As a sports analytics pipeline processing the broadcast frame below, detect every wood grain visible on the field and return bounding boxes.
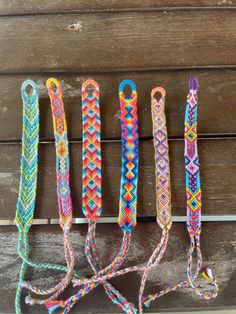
[0,222,235,313]
[0,70,235,140]
[0,11,236,73]
[0,0,236,15]
[1,139,235,220]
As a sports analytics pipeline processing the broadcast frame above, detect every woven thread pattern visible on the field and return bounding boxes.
[81,80,135,312]
[118,80,139,232]
[138,87,172,313]
[15,80,39,234]
[22,78,74,306]
[15,80,39,314]
[48,78,73,230]
[143,77,218,307]
[69,80,139,313]
[82,80,102,222]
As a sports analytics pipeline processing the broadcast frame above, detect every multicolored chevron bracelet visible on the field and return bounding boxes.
[21,79,75,306]
[68,80,139,313]
[143,77,218,308]
[72,87,172,314]
[15,80,40,314]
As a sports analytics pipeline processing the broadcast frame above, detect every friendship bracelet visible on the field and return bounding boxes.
[81,80,135,313]
[46,80,137,314]
[64,80,139,314]
[143,77,218,308]
[138,87,172,313]
[72,87,172,314]
[15,80,82,314]
[15,80,40,314]
[21,78,75,307]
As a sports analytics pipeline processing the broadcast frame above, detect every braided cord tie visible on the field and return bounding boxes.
[56,80,139,314]
[143,77,218,308]
[22,78,75,306]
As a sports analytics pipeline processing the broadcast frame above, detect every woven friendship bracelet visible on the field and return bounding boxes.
[70,80,139,313]
[21,78,75,307]
[138,87,172,313]
[81,80,135,313]
[47,80,137,314]
[15,80,80,314]
[15,80,40,314]
[143,77,218,308]
[72,87,172,314]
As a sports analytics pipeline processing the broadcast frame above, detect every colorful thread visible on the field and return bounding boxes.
[138,87,172,313]
[22,78,75,306]
[73,87,172,314]
[56,80,139,314]
[143,77,218,308]
[15,80,40,314]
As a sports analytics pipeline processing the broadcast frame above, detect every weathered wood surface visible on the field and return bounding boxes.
[0,139,236,220]
[0,1,235,313]
[0,0,236,15]
[0,223,235,313]
[0,70,235,141]
[0,11,236,73]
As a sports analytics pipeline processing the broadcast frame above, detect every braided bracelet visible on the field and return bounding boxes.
[138,87,172,313]
[46,80,137,313]
[20,79,75,307]
[15,81,73,314]
[81,80,136,313]
[72,87,172,314]
[15,80,40,314]
[57,80,139,314]
[143,77,218,308]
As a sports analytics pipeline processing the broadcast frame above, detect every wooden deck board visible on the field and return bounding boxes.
[0,11,236,72]
[0,0,236,15]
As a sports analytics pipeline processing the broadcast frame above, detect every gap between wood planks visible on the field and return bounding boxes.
[0,215,236,226]
[0,64,236,76]
[0,6,236,17]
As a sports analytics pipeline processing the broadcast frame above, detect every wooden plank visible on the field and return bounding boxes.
[0,70,236,140]
[0,11,236,73]
[0,222,235,313]
[1,139,236,219]
[0,0,236,15]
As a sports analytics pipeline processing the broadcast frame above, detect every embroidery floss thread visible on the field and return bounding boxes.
[21,78,75,307]
[56,80,139,314]
[143,77,218,308]
[72,87,172,314]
